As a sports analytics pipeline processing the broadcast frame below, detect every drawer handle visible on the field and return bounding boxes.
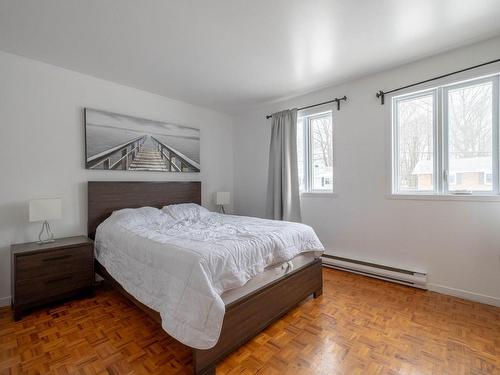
[45,275,72,284]
[43,255,72,262]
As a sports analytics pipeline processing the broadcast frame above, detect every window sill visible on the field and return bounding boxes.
[386,193,500,202]
[300,192,336,198]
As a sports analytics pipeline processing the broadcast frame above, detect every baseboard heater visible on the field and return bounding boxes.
[322,254,427,289]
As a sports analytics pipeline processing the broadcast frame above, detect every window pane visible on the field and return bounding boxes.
[297,118,305,192]
[447,81,493,192]
[311,114,333,191]
[396,94,434,192]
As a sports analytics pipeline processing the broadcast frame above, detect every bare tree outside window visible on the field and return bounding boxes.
[448,81,493,192]
[396,94,434,191]
[311,115,333,191]
[311,116,333,167]
[297,112,333,192]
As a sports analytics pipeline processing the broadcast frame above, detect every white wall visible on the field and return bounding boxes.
[233,36,500,306]
[0,51,234,305]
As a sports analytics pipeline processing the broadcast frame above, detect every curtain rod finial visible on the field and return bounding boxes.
[376,90,385,105]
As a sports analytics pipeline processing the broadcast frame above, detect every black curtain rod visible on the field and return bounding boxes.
[376,58,500,105]
[266,96,347,119]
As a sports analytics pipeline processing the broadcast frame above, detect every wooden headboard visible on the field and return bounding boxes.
[87,181,201,239]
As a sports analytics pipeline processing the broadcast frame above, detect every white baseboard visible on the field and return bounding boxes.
[0,295,11,307]
[427,283,500,308]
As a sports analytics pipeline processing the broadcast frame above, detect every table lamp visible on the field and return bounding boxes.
[29,198,62,244]
[215,192,230,214]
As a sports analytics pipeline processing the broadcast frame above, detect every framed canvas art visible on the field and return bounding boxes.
[84,108,200,172]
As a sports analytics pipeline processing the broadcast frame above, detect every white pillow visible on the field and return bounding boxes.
[110,206,163,227]
[162,203,210,221]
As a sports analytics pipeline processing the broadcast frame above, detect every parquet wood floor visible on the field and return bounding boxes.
[1,268,499,375]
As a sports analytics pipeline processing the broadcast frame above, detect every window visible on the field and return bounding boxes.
[392,74,499,196]
[297,110,333,193]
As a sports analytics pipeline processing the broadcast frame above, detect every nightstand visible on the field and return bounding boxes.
[11,235,94,320]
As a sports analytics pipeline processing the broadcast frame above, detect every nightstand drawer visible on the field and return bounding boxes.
[16,246,92,280]
[16,272,93,304]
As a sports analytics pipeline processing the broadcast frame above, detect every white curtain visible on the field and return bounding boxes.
[266,109,302,222]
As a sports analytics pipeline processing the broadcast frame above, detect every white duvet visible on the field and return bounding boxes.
[95,204,324,349]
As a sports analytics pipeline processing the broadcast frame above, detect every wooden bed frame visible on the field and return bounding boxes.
[88,181,323,375]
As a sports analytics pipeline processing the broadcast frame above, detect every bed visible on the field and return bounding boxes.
[88,181,323,375]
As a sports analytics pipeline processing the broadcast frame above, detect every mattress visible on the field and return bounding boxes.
[221,252,318,306]
[95,204,324,349]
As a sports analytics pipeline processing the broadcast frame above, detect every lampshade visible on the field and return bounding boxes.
[29,198,62,222]
[215,192,230,205]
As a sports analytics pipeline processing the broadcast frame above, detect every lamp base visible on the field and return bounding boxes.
[38,239,55,245]
[38,220,55,244]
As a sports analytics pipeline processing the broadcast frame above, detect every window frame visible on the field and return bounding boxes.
[390,73,500,198]
[298,109,334,194]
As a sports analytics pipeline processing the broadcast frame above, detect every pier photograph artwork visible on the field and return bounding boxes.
[85,108,200,172]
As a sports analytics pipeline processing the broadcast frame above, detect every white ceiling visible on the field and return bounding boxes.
[1,0,500,114]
